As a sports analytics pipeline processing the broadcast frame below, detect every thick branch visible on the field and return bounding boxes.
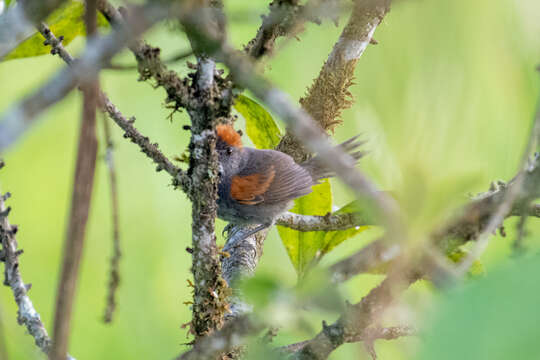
[176,316,262,360]
[182,1,232,339]
[277,0,390,162]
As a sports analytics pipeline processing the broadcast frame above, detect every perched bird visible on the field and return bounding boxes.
[215,124,364,241]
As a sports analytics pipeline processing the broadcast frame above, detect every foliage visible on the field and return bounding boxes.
[4,0,108,60]
[419,255,540,360]
[234,94,281,149]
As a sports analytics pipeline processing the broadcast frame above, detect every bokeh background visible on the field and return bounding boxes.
[1,0,540,358]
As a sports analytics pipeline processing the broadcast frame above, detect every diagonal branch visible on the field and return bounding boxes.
[292,267,420,360]
[0,0,67,59]
[280,324,415,354]
[0,3,168,152]
[277,0,390,162]
[36,22,189,191]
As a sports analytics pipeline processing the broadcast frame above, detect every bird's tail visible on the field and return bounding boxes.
[300,135,366,182]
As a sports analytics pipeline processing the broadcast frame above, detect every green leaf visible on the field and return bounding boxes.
[277,180,332,278]
[234,94,281,149]
[418,256,540,360]
[277,182,369,278]
[5,0,14,8]
[4,0,109,61]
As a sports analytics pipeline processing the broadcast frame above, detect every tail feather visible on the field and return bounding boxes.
[300,135,366,182]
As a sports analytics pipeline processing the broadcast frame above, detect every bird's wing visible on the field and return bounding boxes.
[230,149,314,205]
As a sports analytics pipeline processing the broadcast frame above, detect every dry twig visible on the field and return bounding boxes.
[50,2,99,358]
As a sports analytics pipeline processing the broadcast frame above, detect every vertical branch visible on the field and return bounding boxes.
[184,1,230,339]
[50,1,98,359]
[101,113,121,323]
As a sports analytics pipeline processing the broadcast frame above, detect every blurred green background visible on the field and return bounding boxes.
[1,0,540,359]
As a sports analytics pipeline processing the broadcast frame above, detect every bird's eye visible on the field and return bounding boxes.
[226,147,233,155]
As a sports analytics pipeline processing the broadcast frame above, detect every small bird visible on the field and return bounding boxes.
[216,124,364,241]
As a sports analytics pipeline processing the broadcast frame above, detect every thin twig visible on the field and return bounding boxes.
[0,3,168,152]
[101,112,121,323]
[50,2,99,358]
[0,169,74,359]
[36,22,190,194]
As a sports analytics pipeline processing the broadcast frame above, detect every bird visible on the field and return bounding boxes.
[215,124,364,241]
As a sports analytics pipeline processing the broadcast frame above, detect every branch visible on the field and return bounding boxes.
[176,315,262,360]
[36,23,190,191]
[280,325,415,354]
[98,1,192,112]
[292,268,420,359]
[455,94,540,272]
[0,168,74,359]
[181,0,232,339]
[0,3,168,152]
[330,193,540,284]
[244,0,303,59]
[277,0,390,162]
[221,228,269,318]
[101,112,121,323]
[245,0,346,61]
[50,2,99,358]
[0,0,66,59]
[330,238,399,283]
[275,211,372,231]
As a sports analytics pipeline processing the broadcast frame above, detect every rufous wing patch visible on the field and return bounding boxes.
[230,166,276,205]
[216,124,242,147]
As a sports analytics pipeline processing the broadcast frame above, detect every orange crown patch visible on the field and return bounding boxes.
[216,124,242,147]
